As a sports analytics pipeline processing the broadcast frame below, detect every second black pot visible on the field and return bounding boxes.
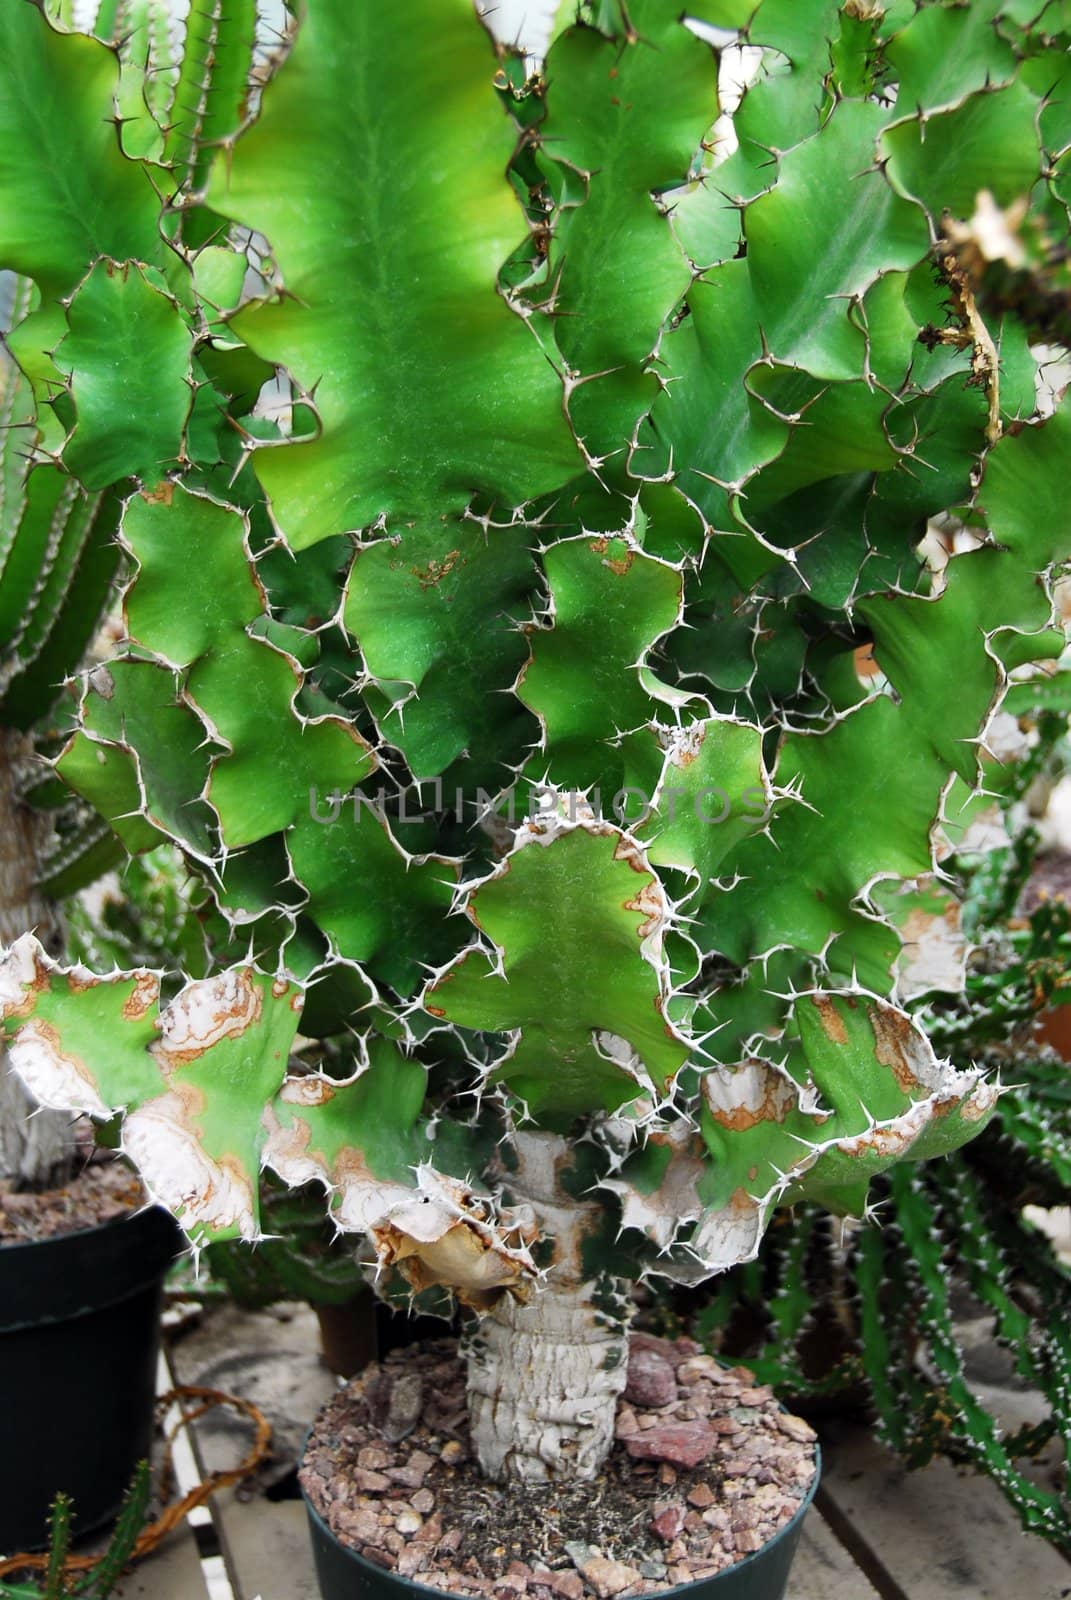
[0,1200,182,1552]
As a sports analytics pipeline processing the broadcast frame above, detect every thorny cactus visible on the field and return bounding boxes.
[0,1460,152,1598]
[695,683,1071,1543]
[3,0,1071,1485]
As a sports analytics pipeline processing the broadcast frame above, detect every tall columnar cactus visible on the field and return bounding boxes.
[0,261,124,1187]
[2,0,1071,1483]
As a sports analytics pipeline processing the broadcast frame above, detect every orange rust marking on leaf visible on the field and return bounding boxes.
[838,1123,915,1161]
[170,1079,207,1117]
[706,1062,796,1133]
[625,879,662,938]
[66,970,101,996]
[614,835,651,874]
[141,482,174,506]
[811,994,848,1045]
[869,1003,921,1094]
[410,550,464,591]
[157,969,264,1067]
[589,536,635,576]
[122,971,160,1021]
[962,1086,996,1123]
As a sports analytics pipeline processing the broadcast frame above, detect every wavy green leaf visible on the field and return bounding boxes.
[206,0,578,548]
[55,261,193,490]
[0,2,163,299]
[427,819,689,1124]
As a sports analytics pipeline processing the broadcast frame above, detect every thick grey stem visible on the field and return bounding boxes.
[464,1276,630,1483]
[0,727,74,1188]
[0,1049,71,1188]
[464,1131,630,1483]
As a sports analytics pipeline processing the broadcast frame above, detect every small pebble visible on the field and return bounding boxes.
[624,1422,719,1469]
[676,1355,719,1384]
[649,1502,685,1542]
[353,1468,391,1492]
[330,1505,379,1545]
[363,1546,396,1571]
[776,1413,817,1443]
[623,1349,676,1410]
[398,1546,429,1578]
[564,1542,595,1568]
[580,1557,642,1598]
[545,1571,584,1600]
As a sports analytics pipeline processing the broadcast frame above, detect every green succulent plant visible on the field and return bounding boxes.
[2,0,1071,1484]
[688,677,1071,1545]
[0,1462,151,1599]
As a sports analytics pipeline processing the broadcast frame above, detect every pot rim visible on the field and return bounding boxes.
[0,1196,174,1258]
[0,1199,183,1334]
[301,1436,821,1600]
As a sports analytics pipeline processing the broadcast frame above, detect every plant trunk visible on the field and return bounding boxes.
[0,726,74,1190]
[463,1131,630,1483]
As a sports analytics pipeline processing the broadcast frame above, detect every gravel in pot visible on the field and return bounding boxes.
[300,1334,818,1599]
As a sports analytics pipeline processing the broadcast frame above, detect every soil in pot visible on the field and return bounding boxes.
[0,1151,143,1244]
[300,1335,817,1599]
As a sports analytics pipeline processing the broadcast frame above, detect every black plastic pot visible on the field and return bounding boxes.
[0,1201,182,1552]
[302,1444,820,1600]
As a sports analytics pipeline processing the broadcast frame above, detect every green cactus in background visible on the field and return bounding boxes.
[0,261,126,1186]
[0,0,262,1188]
[0,1460,152,1599]
[2,0,1071,1486]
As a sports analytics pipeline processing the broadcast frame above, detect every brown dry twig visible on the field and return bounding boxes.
[927,245,1003,447]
